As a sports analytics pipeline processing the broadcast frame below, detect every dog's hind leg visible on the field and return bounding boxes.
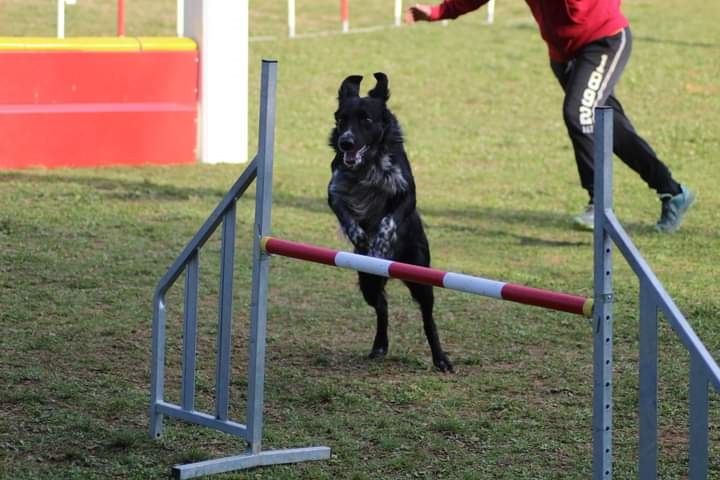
[404,282,454,373]
[358,272,389,359]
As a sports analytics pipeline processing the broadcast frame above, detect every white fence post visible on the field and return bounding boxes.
[288,0,296,38]
[185,0,249,164]
[176,0,184,36]
[57,0,66,38]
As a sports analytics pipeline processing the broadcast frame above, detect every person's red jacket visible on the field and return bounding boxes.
[428,0,629,62]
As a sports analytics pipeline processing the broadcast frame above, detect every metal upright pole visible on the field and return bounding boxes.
[638,279,658,479]
[689,356,709,479]
[593,107,614,480]
[149,292,167,439]
[246,60,278,453]
[181,252,200,411]
[215,203,237,421]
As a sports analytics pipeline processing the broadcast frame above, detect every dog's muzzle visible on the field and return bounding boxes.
[338,132,367,168]
[342,146,368,168]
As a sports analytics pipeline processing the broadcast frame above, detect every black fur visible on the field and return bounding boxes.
[327,73,453,373]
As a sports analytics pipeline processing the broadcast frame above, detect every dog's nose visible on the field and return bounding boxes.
[338,132,355,152]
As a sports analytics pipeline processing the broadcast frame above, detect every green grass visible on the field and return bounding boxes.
[1,0,720,478]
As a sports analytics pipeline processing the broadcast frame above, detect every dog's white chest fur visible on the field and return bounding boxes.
[360,155,408,195]
[330,155,408,220]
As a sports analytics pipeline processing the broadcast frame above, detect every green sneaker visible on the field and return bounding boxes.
[656,185,696,233]
[573,204,594,231]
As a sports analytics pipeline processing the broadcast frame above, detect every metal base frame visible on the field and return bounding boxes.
[172,447,332,480]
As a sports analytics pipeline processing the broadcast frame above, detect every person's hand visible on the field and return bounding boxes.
[404,4,432,24]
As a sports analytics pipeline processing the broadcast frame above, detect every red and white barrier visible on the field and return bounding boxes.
[0,38,198,169]
[340,0,350,33]
[261,236,593,317]
[2,1,248,169]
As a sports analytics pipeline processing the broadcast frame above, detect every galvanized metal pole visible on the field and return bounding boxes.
[247,60,278,452]
[638,279,658,479]
[181,252,200,411]
[689,355,709,479]
[149,292,167,439]
[593,107,614,480]
[215,202,237,421]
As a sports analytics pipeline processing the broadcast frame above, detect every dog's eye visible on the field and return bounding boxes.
[363,117,373,124]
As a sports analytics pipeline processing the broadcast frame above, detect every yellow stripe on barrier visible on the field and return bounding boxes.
[0,37,196,52]
[21,37,140,51]
[0,38,28,50]
[138,37,197,51]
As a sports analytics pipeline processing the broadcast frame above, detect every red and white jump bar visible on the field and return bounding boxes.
[261,237,593,318]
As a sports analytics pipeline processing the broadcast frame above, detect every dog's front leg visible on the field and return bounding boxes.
[329,198,368,250]
[368,215,397,258]
[368,190,414,258]
[343,220,369,251]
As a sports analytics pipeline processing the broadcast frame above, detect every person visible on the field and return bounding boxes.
[405,0,696,233]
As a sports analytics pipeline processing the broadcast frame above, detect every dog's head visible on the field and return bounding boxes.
[331,72,391,169]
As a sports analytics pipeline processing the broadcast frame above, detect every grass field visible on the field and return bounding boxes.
[1,1,720,479]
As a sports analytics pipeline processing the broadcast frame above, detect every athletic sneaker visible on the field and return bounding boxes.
[656,185,696,233]
[573,204,595,231]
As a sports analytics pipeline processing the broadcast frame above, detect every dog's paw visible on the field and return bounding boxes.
[433,353,454,373]
[368,346,387,359]
[368,216,397,258]
[344,223,368,249]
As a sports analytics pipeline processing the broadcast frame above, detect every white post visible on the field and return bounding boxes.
[57,0,65,38]
[176,0,184,36]
[487,0,495,24]
[288,0,296,38]
[394,0,402,27]
[185,0,249,164]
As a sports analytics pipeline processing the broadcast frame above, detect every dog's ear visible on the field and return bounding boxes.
[368,72,390,102]
[338,75,363,101]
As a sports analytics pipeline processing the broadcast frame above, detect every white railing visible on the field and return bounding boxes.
[56,0,130,38]
[285,0,494,39]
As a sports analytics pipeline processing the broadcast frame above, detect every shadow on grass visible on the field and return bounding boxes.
[274,345,438,376]
[1,171,653,239]
[0,171,227,201]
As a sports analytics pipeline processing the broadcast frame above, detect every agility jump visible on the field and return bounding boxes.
[150,60,720,480]
[261,236,593,318]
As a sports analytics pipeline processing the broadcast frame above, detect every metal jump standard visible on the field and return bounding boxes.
[149,60,720,479]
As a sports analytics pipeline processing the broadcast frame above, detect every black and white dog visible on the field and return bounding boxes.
[327,73,453,372]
